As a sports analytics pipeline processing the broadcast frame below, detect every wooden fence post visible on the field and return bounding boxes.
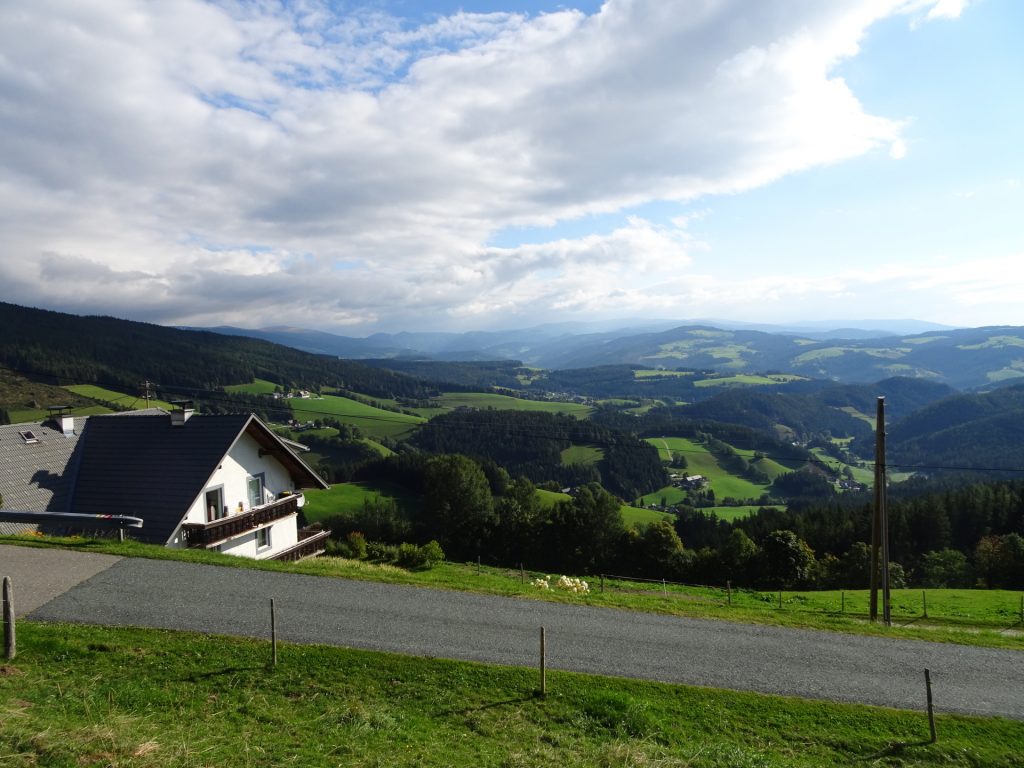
[726,580,732,606]
[539,626,546,697]
[925,669,937,743]
[270,597,278,667]
[778,589,783,610]
[841,591,845,614]
[922,590,928,619]
[3,576,15,660]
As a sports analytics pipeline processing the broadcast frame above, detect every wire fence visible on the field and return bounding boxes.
[487,562,1024,632]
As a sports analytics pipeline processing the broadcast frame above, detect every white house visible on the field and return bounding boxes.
[0,406,330,561]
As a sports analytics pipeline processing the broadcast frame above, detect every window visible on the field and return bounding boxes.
[247,474,265,510]
[19,430,39,444]
[205,486,226,522]
[256,527,271,550]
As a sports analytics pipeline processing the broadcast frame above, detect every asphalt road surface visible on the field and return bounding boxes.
[4,546,1023,719]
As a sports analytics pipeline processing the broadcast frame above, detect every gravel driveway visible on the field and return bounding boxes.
[5,547,1021,720]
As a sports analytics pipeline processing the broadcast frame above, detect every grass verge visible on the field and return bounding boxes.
[2,621,1021,767]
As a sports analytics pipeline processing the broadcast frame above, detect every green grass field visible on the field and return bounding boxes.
[302,481,419,524]
[63,384,176,411]
[694,373,807,388]
[7,622,1021,768]
[560,444,603,465]
[224,377,279,395]
[620,505,673,526]
[8,404,112,422]
[289,394,426,441]
[435,392,593,417]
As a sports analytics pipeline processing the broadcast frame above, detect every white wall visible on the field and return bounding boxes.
[167,427,302,556]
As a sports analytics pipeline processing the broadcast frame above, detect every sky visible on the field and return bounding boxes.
[1,0,1022,335]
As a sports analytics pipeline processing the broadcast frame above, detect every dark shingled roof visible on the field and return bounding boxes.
[0,417,86,535]
[70,413,325,545]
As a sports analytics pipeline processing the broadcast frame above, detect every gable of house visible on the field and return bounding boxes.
[70,413,253,544]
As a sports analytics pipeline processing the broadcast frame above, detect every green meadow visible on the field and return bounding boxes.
[644,436,774,503]
[224,377,279,395]
[289,393,426,440]
[560,444,603,465]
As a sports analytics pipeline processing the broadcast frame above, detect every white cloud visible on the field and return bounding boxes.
[0,0,972,332]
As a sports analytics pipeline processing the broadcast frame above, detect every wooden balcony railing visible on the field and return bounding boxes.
[182,494,300,548]
[270,527,332,562]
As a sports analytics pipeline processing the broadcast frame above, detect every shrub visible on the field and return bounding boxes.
[346,531,368,559]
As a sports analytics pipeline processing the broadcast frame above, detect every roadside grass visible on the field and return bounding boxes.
[5,622,1022,768]
[4,535,1023,650]
[289,394,425,441]
[63,384,176,411]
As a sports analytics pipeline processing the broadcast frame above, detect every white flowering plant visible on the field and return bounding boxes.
[532,575,590,594]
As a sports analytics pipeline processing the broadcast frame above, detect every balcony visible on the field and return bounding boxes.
[271,527,332,562]
[182,494,300,548]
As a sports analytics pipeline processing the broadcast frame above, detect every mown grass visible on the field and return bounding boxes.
[4,535,1023,650]
[4,622,1022,768]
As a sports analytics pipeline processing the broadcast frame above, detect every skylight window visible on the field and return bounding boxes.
[19,430,39,444]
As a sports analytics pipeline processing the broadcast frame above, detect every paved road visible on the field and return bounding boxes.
[4,546,1023,719]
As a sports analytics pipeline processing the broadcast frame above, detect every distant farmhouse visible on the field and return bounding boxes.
[0,405,329,561]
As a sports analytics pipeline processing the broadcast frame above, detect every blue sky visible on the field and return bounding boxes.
[0,0,1020,334]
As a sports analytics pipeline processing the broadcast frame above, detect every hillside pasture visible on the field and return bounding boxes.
[620,504,673,526]
[644,436,774,502]
[435,391,593,417]
[63,384,176,411]
[694,373,806,388]
[289,394,425,441]
[560,443,603,466]
[302,480,419,524]
[224,378,279,395]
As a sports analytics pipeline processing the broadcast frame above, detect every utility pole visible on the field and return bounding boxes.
[140,380,153,406]
[870,396,891,625]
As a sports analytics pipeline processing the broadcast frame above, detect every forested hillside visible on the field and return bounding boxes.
[0,302,433,400]
[411,409,666,500]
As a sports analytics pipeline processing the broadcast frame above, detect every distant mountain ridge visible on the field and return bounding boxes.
[195,321,1024,391]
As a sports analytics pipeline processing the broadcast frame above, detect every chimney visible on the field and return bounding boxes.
[170,400,195,426]
[47,405,75,436]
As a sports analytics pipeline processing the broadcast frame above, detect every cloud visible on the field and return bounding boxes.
[0,0,965,332]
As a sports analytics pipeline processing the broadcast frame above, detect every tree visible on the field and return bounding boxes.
[719,529,758,583]
[632,521,686,578]
[421,454,496,559]
[548,483,625,573]
[759,530,816,588]
[920,549,972,588]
